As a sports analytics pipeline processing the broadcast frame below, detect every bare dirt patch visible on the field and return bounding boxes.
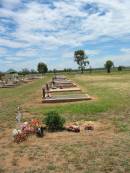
[0,120,122,173]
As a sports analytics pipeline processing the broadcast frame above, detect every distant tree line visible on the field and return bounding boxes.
[18,68,38,75]
[1,62,48,76]
[0,55,129,75]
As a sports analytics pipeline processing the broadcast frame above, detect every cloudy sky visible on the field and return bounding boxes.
[0,0,130,71]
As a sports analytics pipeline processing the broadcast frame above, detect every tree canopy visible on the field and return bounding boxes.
[118,66,123,71]
[104,60,114,73]
[74,50,89,73]
[6,69,17,74]
[37,62,48,75]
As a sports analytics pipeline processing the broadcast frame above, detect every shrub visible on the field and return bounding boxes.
[44,111,65,131]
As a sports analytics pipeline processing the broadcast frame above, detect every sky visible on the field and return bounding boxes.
[0,0,130,71]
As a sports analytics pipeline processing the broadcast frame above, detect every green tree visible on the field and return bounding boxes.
[74,50,89,73]
[105,60,114,73]
[53,68,57,76]
[118,66,123,71]
[21,68,30,75]
[37,62,48,75]
[7,69,17,74]
[30,69,37,74]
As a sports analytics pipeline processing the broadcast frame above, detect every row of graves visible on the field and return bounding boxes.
[42,75,92,103]
[0,73,42,88]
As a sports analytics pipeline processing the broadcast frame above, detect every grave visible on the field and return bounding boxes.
[42,75,92,103]
[53,79,73,84]
[0,81,4,88]
[42,94,91,103]
[0,80,16,88]
[52,82,77,88]
[51,78,77,88]
[49,87,81,93]
[54,75,66,80]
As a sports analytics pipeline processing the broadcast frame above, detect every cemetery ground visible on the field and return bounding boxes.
[1,71,130,173]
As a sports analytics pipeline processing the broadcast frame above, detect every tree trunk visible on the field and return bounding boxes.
[107,68,111,73]
[81,68,83,74]
[81,66,84,74]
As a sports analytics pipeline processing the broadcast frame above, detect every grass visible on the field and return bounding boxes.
[0,75,51,125]
[24,71,130,123]
[1,71,130,172]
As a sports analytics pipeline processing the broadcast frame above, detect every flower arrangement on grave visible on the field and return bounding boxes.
[31,119,41,128]
[13,130,27,144]
[31,119,45,137]
[12,128,27,143]
[20,122,35,135]
[12,118,44,143]
[84,122,94,131]
[65,122,80,133]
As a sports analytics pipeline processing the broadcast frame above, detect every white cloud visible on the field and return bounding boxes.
[15,48,37,57]
[120,48,130,54]
[90,52,130,68]
[85,50,99,55]
[0,26,5,32]
[1,0,21,9]
[0,0,130,70]
[0,47,7,54]
[15,0,130,46]
[0,38,28,48]
[1,0,130,48]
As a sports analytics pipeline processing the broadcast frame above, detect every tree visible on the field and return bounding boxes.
[74,50,89,73]
[30,69,37,74]
[37,62,48,75]
[64,68,72,72]
[21,68,30,75]
[89,66,92,73]
[118,66,123,71]
[7,69,17,74]
[53,68,57,76]
[104,60,114,73]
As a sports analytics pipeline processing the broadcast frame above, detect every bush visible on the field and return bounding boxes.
[44,111,65,131]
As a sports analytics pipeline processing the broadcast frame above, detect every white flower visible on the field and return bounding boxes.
[12,129,18,137]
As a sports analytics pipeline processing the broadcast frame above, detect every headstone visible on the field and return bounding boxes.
[16,106,22,123]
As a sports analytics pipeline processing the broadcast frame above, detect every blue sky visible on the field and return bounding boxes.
[0,0,130,71]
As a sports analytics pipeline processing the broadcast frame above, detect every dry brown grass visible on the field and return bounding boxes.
[0,118,130,173]
[1,120,126,173]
